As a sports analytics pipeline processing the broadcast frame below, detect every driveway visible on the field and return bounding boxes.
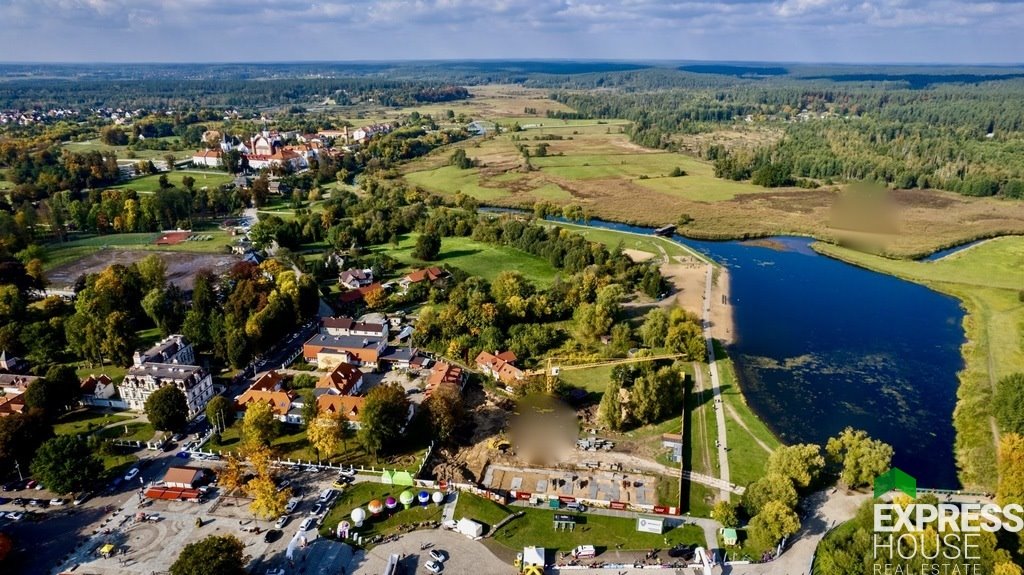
[348,528,515,574]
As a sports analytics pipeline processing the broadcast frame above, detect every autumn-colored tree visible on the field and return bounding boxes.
[826,427,893,489]
[307,411,344,460]
[749,500,801,551]
[765,444,825,489]
[712,500,739,528]
[997,433,1024,506]
[218,453,246,495]
[364,285,388,309]
[241,400,278,452]
[246,474,290,520]
[424,383,463,442]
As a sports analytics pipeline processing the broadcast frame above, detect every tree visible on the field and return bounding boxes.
[712,500,739,528]
[241,399,278,451]
[25,374,76,417]
[424,383,463,442]
[307,411,344,460]
[218,453,246,494]
[364,285,388,309]
[142,286,185,336]
[742,473,798,516]
[0,411,52,476]
[145,385,188,432]
[30,435,102,494]
[100,126,128,146]
[997,433,1024,506]
[995,373,1024,434]
[413,231,442,261]
[101,310,135,366]
[765,444,825,489]
[246,474,290,520]
[598,377,623,430]
[749,500,801,551]
[136,254,167,291]
[825,427,893,489]
[640,309,669,348]
[630,366,682,425]
[205,396,235,433]
[169,535,246,575]
[358,383,409,458]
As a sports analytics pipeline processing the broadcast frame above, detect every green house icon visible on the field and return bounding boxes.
[874,468,917,499]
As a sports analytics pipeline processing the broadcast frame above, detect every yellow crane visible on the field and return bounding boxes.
[522,353,691,394]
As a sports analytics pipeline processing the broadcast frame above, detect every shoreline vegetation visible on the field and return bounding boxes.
[812,238,1024,490]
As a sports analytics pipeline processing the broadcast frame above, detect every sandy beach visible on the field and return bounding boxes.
[658,256,736,344]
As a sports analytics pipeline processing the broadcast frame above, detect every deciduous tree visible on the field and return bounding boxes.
[170,535,246,575]
[749,500,800,551]
[30,435,102,494]
[413,231,441,261]
[358,383,409,459]
[246,475,289,520]
[424,383,463,442]
[307,411,344,460]
[765,444,825,489]
[598,378,623,430]
[712,500,739,528]
[997,433,1024,506]
[742,473,798,516]
[241,399,279,451]
[145,385,188,432]
[995,373,1024,434]
[825,427,893,489]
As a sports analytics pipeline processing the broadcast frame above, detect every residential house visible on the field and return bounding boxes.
[121,363,214,418]
[302,333,387,370]
[475,350,525,386]
[338,268,374,290]
[0,373,40,395]
[250,370,287,392]
[267,180,289,195]
[399,267,448,293]
[191,150,222,168]
[133,334,195,367]
[316,362,364,395]
[379,346,420,370]
[426,361,465,396]
[351,123,393,143]
[315,394,365,429]
[80,374,118,406]
[320,316,389,339]
[235,387,301,424]
[0,350,28,374]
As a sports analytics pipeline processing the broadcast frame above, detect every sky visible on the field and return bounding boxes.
[1,0,1023,64]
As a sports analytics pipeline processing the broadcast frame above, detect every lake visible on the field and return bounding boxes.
[502,212,965,488]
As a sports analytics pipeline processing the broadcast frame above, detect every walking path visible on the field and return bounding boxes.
[691,361,715,476]
[722,402,774,455]
[703,263,732,501]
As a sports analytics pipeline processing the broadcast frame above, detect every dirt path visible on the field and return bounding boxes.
[723,402,774,455]
[692,362,715,475]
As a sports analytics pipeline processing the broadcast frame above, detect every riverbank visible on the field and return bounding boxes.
[812,238,1024,490]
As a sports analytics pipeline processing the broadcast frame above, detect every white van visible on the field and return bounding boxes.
[317,488,335,504]
[571,545,596,559]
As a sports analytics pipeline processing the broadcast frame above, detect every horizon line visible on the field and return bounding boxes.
[1,58,1023,67]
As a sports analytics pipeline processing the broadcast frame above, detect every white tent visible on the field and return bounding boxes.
[522,546,545,566]
[456,517,483,538]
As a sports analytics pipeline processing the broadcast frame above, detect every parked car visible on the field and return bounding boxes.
[25,480,37,490]
[5,511,24,521]
[298,517,316,532]
[303,465,319,473]
[172,433,186,442]
[263,529,282,544]
[309,503,323,516]
[425,560,444,574]
[49,498,66,506]
[566,502,587,513]
[28,499,46,507]
[11,498,25,506]
[73,491,94,506]
[124,468,140,482]
[33,483,44,491]
[275,515,290,529]
[276,479,292,492]
[317,488,335,503]
[429,549,447,563]
[2,480,23,491]
[285,497,300,513]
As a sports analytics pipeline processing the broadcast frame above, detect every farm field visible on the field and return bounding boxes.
[814,236,1024,490]
[401,101,1024,257]
[109,170,232,193]
[372,233,560,286]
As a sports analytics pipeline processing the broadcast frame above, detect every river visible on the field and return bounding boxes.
[489,210,965,488]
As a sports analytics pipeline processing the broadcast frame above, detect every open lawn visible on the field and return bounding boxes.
[318,482,445,543]
[62,139,182,161]
[374,233,560,286]
[42,225,234,271]
[99,421,155,443]
[491,502,705,553]
[53,409,132,437]
[543,220,702,262]
[713,341,779,488]
[814,237,1024,490]
[110,170,232,193]
[453,492,515,532]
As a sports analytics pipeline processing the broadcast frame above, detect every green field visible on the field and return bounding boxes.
[374,233,560,286]
[110,170,232,193]
[319,482,445,543]
[42,225,234,270]
[814,237,1024,490]
[53,409,132,437]
[453,492,516,531]
[62,139,183,161]
[713,341,780,488]
[543,220,705,262]
[99,421,155,443]
[490,500,705,553]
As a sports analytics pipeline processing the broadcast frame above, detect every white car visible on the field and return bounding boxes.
[275,515,289,529]
[425,560,444,574]
[73,491,94,506]
[429,549,447,563]
[124,468,140,482]
[285,497,300,513]
[5,511,25,521]
[49,498,66,506]
[298,517,316,532]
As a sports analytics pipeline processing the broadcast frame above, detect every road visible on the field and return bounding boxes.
[703,263,732,501]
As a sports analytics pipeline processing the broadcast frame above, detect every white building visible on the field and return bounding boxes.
[120,363,214,418]
[191,150,223,168]
[134,334,194,367]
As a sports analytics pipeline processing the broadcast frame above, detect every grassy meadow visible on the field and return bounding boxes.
[110,170,233,193]
[372,233,560,286]
[814,237,1024,490]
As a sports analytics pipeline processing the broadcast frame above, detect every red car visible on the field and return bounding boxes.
[25,480,38,490]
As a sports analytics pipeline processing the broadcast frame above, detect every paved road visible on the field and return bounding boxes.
[349,528,515,574]
[703,263,732,501]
